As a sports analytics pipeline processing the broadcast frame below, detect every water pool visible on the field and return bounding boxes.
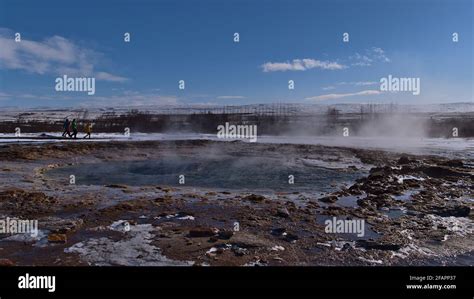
[47,154,365,193]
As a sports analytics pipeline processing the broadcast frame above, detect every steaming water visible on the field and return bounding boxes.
[47,155,364,193]
[2,132,473,160]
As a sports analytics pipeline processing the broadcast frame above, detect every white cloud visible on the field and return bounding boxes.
[338,81,378,86]
[305,90,382,101]
[0,92,11,100]
[262,48,389,72]
[262,58,346,72]
[0,28,127,82]
[323,81,377,91]
[95,72,127,82]
[350,47,390,67]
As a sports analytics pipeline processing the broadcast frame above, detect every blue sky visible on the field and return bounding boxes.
[0,0,472,108]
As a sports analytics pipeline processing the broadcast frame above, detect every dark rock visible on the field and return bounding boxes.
[368,167,390,179]
[432,206,470,217]
[406,210,419,216]
[440,160,464,168]
[188,227,219,238]
[398,156,411,165]
[358,194,393,209]
[341,243,352,251]
[208,236,219,242]
[271,228,286,236]
[349,184,363,195]
[420,166,468,178]
[276,208,290,218]
[319,195,338,203]
[283,233,299,243]
[232,246,248,256]
[231,234,273,248]
[244,194,266,202]
[403,179,421,188]
[105,184,128,189]
[217,230,234,240]
[357,198,374,208]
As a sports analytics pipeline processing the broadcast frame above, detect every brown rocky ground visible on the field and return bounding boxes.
[0,140,472,266]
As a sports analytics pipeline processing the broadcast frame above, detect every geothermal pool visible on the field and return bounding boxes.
[47,155,364,193]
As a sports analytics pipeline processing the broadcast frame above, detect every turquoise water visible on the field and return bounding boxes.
[47,155,364,193]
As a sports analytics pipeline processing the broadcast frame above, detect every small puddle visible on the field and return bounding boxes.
[379,207,407,219]
[335,195,361,208]
[393,189,420,201]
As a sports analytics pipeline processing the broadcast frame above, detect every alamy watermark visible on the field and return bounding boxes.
[0,217,38,238]
[325,216,365,237]
[380,74,420,95]
[55,75,95,95]
[18,273,55,293]
[217,122,257,142]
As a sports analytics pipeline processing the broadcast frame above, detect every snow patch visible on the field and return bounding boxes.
[65,221,193,266]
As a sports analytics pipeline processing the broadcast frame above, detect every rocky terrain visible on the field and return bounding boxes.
[0,140,472,266]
